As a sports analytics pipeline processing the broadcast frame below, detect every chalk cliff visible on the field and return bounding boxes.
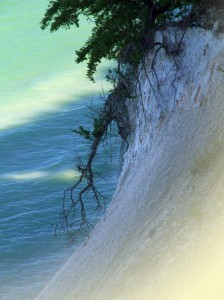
[37,27,224,300]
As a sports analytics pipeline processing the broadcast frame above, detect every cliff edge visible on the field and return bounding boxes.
[37,27,224,300]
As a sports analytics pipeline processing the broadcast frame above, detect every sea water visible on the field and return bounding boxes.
[0,1,119,299]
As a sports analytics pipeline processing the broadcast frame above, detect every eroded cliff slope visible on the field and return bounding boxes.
[37,27,224,300]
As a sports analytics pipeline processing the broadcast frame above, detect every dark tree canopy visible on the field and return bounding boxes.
[41,0,207,239]
[41,0,196,80]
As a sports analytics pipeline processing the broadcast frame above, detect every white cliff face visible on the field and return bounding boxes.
[37,27,224,300]
[126,27,224,158]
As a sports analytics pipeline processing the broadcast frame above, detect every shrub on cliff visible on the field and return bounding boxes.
[41,0,196,81]
[41,0,202,239]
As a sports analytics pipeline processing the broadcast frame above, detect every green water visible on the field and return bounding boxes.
[0,0,110,131]
[0,1,119,299]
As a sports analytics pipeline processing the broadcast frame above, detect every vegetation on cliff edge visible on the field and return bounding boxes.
[41,0,210,240]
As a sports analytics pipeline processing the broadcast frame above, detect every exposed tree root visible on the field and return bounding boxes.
[56,82,131,241]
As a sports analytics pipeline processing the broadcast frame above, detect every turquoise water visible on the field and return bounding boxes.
[0,1,119,299]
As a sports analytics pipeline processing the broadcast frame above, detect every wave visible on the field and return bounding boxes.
[1,169,80,182]
[0,68,110,132]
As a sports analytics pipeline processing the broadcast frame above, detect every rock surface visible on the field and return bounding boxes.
[37,27,224,300]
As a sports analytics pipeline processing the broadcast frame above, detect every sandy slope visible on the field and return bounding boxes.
[37,28,224,300]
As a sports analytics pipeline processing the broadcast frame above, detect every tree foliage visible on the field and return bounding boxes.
[41,0,203,239]
[41,0,196,80]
